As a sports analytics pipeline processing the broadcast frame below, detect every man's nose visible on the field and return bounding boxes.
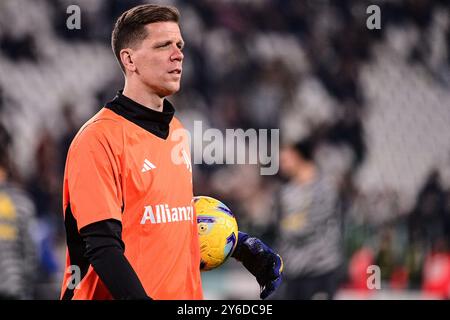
[171,46,183,62]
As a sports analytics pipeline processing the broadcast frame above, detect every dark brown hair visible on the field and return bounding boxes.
[111,4,180,72]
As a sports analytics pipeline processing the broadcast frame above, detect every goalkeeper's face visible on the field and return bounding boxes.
[128,22,184,97]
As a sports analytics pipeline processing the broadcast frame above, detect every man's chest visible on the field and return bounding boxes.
[120,131,193,208]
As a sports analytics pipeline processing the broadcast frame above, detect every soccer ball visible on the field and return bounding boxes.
[194,196,239,271]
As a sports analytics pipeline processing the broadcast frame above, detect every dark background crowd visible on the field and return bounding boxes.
[0,0,449,299]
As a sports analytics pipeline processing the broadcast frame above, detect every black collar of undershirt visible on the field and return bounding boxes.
[105,91,175,140]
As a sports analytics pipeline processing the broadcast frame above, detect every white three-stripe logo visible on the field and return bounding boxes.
[142,159,156,172]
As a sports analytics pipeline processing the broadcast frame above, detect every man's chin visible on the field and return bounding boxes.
[171,83,181,94]
[159,84,180,97]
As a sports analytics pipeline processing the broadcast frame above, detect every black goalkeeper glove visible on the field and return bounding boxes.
[232,231,283,299]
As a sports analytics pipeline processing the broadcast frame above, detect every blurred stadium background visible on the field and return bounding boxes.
[0,0,449,299]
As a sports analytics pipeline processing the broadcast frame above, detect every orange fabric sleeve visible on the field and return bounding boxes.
[66,123,123,230]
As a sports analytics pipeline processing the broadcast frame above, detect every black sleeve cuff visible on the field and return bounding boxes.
[80,219,151,300]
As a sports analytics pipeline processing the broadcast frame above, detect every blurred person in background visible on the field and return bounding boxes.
[408,169,450,298]
[409,169,447,251]
[271,137,344,299]
[24,129,63,298]
[0,123,38,299]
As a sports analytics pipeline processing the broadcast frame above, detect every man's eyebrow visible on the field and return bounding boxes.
[154,40,185,48]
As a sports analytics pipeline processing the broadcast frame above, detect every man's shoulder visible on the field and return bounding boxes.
[70,108,124,149]
[171,116,191,133]
[171,116,184,128]
[80,108,123,133]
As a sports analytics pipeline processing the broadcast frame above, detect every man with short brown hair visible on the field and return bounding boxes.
[60,4,282,300]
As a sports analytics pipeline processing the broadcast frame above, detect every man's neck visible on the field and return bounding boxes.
[123,81,164,112]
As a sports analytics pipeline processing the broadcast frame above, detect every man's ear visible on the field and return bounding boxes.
[120,48,137,73]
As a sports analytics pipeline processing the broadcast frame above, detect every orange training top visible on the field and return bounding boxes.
[60,92,202,300]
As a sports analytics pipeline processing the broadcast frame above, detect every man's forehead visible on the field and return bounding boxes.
[144,22,182,40]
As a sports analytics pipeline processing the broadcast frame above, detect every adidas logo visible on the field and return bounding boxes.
[142,159,156,172]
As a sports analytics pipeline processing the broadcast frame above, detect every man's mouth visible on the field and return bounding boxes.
[169,68,182,74]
